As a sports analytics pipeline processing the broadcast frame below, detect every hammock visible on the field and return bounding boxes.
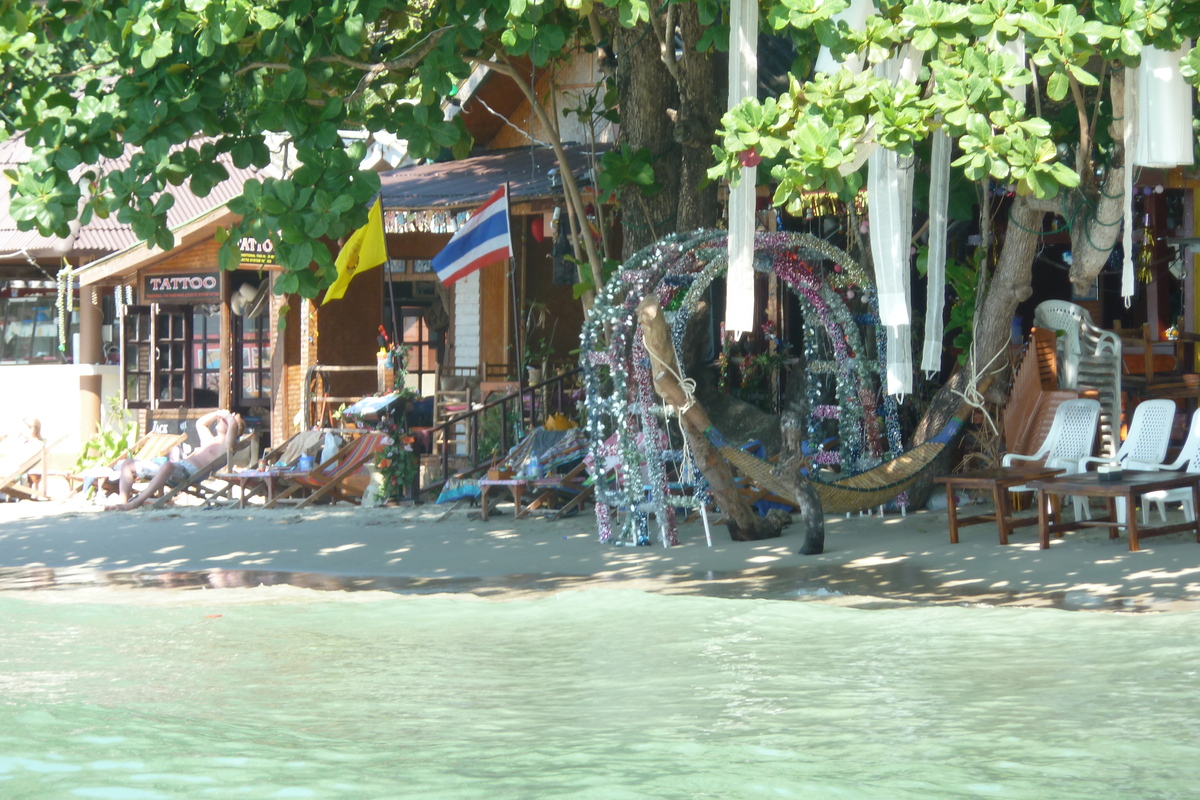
[715,417,962,514]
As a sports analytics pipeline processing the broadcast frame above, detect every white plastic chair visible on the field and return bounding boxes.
[1001,398,1101,510]
[1032,300,1121,389]
[1072,398,1176,521]
[1135,408,1200,523]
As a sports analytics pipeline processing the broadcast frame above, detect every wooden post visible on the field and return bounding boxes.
[636,296,781,541]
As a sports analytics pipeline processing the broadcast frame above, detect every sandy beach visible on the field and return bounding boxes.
[0,496,1197,611]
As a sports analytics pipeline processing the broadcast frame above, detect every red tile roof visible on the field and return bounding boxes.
[0,135,262,258]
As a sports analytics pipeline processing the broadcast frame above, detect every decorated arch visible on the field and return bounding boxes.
[580,229,908,546]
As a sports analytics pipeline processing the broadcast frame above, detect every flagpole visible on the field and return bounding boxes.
[498,182,527,432]
[510,253,527,432]
[381,205,400,348]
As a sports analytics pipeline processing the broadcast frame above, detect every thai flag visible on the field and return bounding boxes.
[432,185,513,285]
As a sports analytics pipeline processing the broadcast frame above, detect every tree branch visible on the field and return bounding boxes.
[648,6,681,84]
[235,61,292,77]
[235,26,451,98]
[466,55,606,300]
[1068,74,1092,176]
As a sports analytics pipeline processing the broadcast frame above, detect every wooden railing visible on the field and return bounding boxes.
[418,367,581,499]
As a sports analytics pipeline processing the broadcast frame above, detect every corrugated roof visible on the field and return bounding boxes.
[378,144,607,212]
[0,135,262,257]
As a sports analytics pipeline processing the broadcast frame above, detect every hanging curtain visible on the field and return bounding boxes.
[723,0,759,336]
[869,47,920,396]
[922,129,951,375]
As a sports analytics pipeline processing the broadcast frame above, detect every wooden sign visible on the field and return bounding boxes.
[143,271,220,302]
[239,237,277,267]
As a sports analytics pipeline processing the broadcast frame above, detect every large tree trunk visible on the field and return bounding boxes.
[637,296,787,541]
[612,7,722,255]
[674,4,722,232]
[615,22,681,256]
[913,197,1045,447]
[914,65,1130,449]
[1066,66,1128,294]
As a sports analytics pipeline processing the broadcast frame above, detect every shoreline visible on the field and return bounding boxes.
[0,499,1198,611]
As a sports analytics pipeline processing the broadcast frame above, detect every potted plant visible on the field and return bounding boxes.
[520,301,557,383]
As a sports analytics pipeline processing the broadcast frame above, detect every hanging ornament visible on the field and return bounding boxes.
[56,265,74,354]
[1137,213,1155,284]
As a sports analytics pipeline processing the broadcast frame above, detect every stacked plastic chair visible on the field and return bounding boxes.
[1032,300,1122,459]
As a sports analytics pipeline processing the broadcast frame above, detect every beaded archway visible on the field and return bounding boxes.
[580,229,905,546]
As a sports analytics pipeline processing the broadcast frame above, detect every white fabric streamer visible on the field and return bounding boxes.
[1136,44,1194,168]
[1123,64,1137,305]
[724,0,759,336]
[922,129,951,375]
[1123,44,1194,306]
[869,47,920,396]
[813,0,874,76]
[988,33,1027,105]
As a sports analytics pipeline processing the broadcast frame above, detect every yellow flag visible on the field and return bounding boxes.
[322,198,388,304]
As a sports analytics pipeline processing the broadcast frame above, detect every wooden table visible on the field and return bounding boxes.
[211,468,287,508]
[935,467,1064,545]
[1026,470,1200,551]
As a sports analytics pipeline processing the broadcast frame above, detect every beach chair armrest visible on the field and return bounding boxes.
[1077,455,1118,471]
[1125,459,1175,471]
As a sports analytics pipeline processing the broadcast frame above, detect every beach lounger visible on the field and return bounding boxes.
[69,431,188,496]
[263,431,392,509]
[477,429,590,520]
[206,430,332,508]
[149,433,256,509]
[0,436,65,501]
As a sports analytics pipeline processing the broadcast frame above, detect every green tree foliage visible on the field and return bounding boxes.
[0,0,663,297]
[711,0,1200,213]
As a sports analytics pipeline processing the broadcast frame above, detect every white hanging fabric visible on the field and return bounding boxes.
[987,33,1027,106]
[813,0,874,76]
[869,47,920,396]
[723,0,759,336]
[1122,43,1194,305]
[922,129,951,375]
[1135,44,1194,168]
[1123,65,1137,304]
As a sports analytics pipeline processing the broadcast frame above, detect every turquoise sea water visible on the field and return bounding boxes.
[1,589,1198,799]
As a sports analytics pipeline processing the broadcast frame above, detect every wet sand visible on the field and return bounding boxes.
[0,498,1198,611]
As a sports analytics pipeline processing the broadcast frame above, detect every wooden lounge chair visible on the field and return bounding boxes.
[263,431,392,509]
[477,429,590,520]
[149,433,256,509]
[69,431,189,496]
[205,429,331,508]
[0,436,65,501]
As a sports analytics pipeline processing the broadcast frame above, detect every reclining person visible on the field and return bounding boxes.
[106,410,244,511]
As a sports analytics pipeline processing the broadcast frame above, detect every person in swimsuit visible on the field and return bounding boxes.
[107,410,244,511]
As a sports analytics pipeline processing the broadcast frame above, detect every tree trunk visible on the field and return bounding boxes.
[914,66,1132,451]
[1065,65,1128,294]
[674,4,722,232]
[914,196,1046,446]
[636,296,784,541]
[615,22,681,256]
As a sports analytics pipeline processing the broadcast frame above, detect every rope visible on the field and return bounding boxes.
[642,323,698,416]
[950,338,1007,437]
